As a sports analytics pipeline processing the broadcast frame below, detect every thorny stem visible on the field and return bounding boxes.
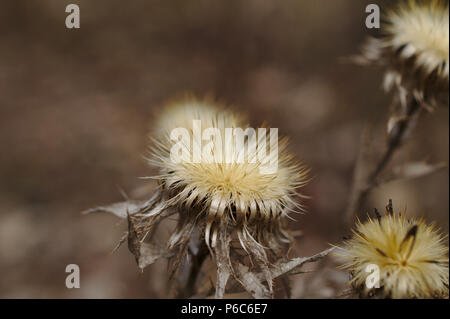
[346,97,422,225]
[178,240,209,298]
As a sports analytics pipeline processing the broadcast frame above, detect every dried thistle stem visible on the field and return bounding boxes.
[346,97,422,224]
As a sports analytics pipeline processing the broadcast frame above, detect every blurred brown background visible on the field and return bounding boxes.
[0,0,448,298]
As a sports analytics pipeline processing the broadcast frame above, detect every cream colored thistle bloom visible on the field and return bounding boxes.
[387,0,449,79]
[151,98,307,249]
[85,97,309,298]
[339,205,449,299]
[359,0,449,106]
[145,97,308,297]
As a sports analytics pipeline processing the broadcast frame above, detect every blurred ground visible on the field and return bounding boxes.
[0,0,448,298]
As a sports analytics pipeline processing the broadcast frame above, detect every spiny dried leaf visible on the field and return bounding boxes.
[139,242,172,269]
[82,200,148,218]
[168,218,196,250]
[230,247,334,298]
[111,232,128,254]
[213,234,334,299]
[127,213,142,262]
[382,161,447,184]
[271,247,335,277]
[243,230,273,296]
[232,262,271,299]
[82,190,162,218]
[168,218,197,280]
[126,212,172,270]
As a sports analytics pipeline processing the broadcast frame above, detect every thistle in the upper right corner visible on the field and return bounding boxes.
[358,0,449,108]
[345,0,449,223]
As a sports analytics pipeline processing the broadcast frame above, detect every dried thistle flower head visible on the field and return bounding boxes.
[147,98,309,296]
[151,98,307,247]
[387,0,449,80]
[358,0,449,107]
[86,96,310,298]
[339,202,449,299]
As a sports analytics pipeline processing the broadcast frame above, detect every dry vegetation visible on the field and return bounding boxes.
[0,0,448,298]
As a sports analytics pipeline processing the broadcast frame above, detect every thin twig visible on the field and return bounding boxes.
[345,97,422,224]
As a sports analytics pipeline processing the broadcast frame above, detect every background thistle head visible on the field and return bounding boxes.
[358,0,449,107]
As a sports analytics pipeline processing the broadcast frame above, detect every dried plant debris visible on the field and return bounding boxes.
[84,97,331,298]
[85,192,333,298]
[337,200,449,299]
[346,1,449,224]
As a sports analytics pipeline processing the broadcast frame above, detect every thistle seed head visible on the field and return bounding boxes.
[86,96,310,298]
[339,203,449,299]
[150,97,308,248]
[387,0,449,79]
[358,0,449,107]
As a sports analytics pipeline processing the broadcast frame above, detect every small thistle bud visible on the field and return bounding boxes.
[358,0,449,107]
[338,202,449,299]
